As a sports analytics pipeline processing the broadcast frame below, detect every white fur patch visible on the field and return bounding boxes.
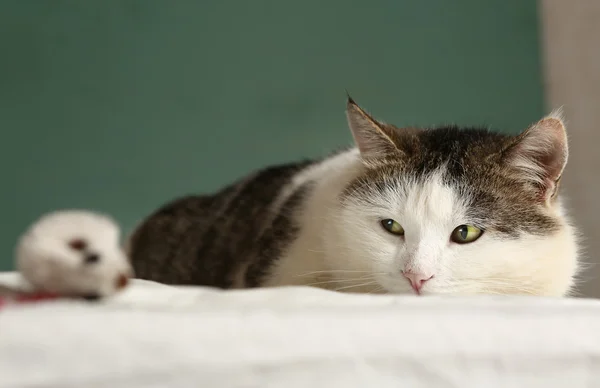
[267,150,579,297]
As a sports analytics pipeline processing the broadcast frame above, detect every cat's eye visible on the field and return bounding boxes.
[381,219,404,236]
[451,225,483,244]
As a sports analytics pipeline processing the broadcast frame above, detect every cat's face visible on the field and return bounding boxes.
[330,98,579,296]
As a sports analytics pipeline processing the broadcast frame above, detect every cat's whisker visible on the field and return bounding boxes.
[334,280,379,292]
[303,278,377,287]
[444,280,535,290]
[440,282,539,295]
[367,285,386,294]
[455,283,539,292]
[446,279,526,286]
[296,269,373,277]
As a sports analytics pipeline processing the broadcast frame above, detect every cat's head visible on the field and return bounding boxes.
[330,97,579,296]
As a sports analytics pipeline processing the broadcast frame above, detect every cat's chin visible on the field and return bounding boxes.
[377,278,419,295]
[382,287,457,296]
[377,276,449,296]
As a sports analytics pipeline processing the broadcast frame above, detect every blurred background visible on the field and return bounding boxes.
[0,1,597,296]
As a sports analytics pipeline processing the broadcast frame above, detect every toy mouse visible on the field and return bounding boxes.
[0,210,133,305]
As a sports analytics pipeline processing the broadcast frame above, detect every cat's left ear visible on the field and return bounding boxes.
[346,96,400,160]
[504,111,568,203]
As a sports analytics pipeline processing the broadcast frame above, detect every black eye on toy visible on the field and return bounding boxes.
[84,253,101,265]
[68,238,88,251]
[82,294,101,301]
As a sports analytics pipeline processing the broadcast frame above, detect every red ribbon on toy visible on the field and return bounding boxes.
[0,292,60,310]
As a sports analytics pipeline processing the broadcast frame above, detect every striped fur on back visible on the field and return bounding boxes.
[128,161,315,288]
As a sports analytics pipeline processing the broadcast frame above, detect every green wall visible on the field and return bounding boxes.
[0,0,543,270]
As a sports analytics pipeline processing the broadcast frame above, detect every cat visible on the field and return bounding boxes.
[126,97,580,296]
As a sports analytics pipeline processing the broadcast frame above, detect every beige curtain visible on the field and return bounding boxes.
[540,1,600,297]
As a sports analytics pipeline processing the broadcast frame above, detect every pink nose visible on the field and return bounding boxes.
[402,271,434,294]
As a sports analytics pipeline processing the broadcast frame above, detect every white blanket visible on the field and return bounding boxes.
[1,271,600,388]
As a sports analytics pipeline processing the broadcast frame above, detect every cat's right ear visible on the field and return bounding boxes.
[346,96,399,160]
[502,110,569,204]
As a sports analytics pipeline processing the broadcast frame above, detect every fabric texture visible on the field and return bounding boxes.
[1,271,599,388]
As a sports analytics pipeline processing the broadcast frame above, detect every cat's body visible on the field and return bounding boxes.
[128,98,580,296]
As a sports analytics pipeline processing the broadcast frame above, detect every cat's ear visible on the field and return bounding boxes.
[503,110,568,203]
[346,96,399,160]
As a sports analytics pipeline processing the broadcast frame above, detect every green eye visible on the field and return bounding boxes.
[381,219,405,236]
[451,224,483,244]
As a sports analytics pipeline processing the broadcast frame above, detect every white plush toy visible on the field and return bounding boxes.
[3,210,133,302]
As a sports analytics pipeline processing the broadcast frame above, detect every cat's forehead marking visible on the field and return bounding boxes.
[342,126,561,236]
[402,171,460,222]
[365,169,467,236]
